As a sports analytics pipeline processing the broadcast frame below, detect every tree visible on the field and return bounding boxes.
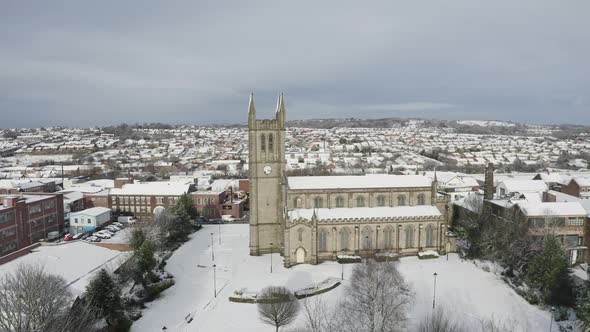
[527,236,572,304]
[0,264,94,332]
[173,193,198,220]
[338,260,412,332]
[85,269,124,326]
[257,286,301,332]
[129,228,146,251]
[136,240,157,285]
[576,286,590,330]
[417,309,465,332]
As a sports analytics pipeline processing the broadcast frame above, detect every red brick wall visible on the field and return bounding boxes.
[562,180,580,197]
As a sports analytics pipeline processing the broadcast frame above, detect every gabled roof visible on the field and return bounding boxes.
[499,180,548,193]
[516,202,586,217]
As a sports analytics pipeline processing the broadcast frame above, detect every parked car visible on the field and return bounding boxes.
[113,222,124,228]
[105,226,119,232]
[86,236,101,242]
[94,232,111,239]
[72,233,84,240]
[81,233,91,240]
[63,234,73,241]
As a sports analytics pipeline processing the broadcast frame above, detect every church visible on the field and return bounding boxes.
[248,94,450,266]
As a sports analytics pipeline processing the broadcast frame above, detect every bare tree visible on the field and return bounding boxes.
[0,264,96,332]
[257,286,301,332]
[417,309,465,332]
[294,296,340,332]
[338,260,412,332]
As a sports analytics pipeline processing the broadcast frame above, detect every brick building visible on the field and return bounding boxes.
[562,177,590,200]
[0,193,65,256]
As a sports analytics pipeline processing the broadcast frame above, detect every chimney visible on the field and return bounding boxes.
[484,163,494,200]
[3,196,19,208]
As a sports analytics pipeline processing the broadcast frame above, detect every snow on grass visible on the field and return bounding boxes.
[131,224,553,332]
[0,242,130,295]
[418,250,439,257]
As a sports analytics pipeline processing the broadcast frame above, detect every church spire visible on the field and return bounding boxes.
[248,92,256,127]
[276,93,286,128]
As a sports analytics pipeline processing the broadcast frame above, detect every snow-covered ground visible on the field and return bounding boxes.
[132,224,554,332]
[0,242,130,295]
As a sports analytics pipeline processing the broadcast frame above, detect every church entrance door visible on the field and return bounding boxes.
[296,247,305,264]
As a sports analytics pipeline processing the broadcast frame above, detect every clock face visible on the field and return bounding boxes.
[263,166,272,175]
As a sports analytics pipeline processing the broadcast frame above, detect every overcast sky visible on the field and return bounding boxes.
[1,1,589,128]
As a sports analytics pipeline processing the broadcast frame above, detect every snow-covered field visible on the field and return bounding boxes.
[132,224,553,332]
[0,242,130,295]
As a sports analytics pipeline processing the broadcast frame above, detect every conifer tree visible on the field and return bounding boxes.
[85,269,124,326]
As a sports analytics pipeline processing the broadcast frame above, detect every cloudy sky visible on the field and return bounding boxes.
[1,1,589,128]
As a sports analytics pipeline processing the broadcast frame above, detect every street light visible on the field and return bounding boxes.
[270,242,273,273]
[213,264,217,298]
[218,220,221,245]
[549,307,555,332]
[210,233,214,261]
[432,272,438,309]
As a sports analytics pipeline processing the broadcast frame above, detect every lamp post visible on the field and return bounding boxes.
[210,233,214,261]
[549,307,555,332]
[432,272,438,309]
[270,242,273,273]
[218,220,221,245]
[213,264,217,298]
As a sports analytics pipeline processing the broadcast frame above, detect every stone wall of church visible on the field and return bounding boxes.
[284,217,444,266]
[287,188,433,209]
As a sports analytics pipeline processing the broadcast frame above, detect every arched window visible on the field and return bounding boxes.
[319,229,328,252]
[383,226,394,249]
[425,224,435,247]
[336,196,345,208]
[397,195,406,206]
[340,228,350,251]
[417,194,425,205]
[404,226,415,248]
[377,195,386,207]
[260,134,266,152]
[268,134,274,151]
[314,197,323,208]
[294,197,303,208]
[356,196,365,207]
[298,228,304,242]
[361,226,372,249]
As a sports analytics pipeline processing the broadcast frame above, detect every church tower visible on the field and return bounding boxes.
[248,93,286,255]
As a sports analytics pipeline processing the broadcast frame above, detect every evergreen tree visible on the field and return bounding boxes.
[173,193,198,219]
[137,240,157,281]
[527,236,571,304]
[85,269,124,326]
[576,286,590,329]
[129,228,145,251]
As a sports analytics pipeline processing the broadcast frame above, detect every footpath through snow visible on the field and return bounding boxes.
[132,224,553,331]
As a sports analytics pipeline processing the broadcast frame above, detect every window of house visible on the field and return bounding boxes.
[43,200,55,210]
[314,197,323,208]
[29,204,42,215]
[336,196,345,208]
[404,226,414,248]
[0,212,15,224]
[361,226,372,249]
[156,197,164,205]
[30,219,43,228]
[425,224,435,247]
[377,195,386,207]
[417,194,425,205]
[383,226,394,249]
[339,228,350,251]
[567,218,584,226]
[319,230,328,252]
[397,195,406,206]
[356,196,365,207]
[261,134,266,152]
[268,134,274,151]
[87,219,91,224]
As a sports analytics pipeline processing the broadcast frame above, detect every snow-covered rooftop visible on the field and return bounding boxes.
[499,180,548,193]
[517,202,587,217]
[71,206,111,217]
[288,205,442,221]
[287,174,431,190]
[110,182,191,196]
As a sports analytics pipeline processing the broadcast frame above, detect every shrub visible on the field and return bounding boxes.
[145,279,175,301]
[418,254,439,260]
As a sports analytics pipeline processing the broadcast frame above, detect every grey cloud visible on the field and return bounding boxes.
[1,0,589,128]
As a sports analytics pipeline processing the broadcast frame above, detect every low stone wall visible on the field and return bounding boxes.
[93,243,131,252]
[0,243,41,265]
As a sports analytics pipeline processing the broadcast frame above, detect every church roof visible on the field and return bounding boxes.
[288,205,442,221]
[287,174,431,190]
